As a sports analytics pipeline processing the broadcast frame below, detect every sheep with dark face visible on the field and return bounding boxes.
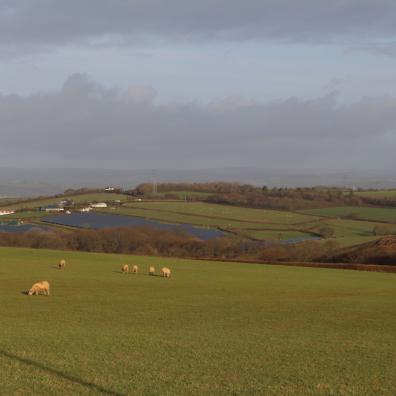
[132,265,138,274]
[58,259,66,269]
[122,264,129,274]
[28,281,50,296]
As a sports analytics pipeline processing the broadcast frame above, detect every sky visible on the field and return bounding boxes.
[1,0,396,170]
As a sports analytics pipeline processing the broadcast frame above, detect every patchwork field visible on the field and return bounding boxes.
[109,202,319,241]
[124,202,315,224]
[355,190,396,198]
[1,247,395,395]
[0,193,129,211]
[0,196,387,246]
[105,202,384,245]
[0,211,48,220]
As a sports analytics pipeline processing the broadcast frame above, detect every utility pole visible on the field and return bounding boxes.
[151,169,158,194]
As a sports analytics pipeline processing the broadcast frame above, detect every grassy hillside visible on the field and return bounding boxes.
[329,236,396,265]
[0,193,129,211]
[105,202,318,241]
[124,201,315,224]
[300,206,396,223]
[355,190,396,198]
[104,202,383,246]
[1,247,395,395]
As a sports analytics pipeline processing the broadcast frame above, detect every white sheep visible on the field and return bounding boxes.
[161,267,171,278]
[28,281,50,296]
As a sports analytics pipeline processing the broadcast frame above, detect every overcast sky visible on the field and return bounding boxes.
[1,0,396,170]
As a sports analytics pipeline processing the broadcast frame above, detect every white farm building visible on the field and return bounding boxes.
[90,202,107,208]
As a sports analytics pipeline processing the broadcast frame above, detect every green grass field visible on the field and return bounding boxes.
[241,229,311,241]
[355,190,396,198]
[0,197,26,205]
[1,247,396,395]
[0,211,48,220]
[302,218,383,247]
[106,202,318,241]
[103,206,296,230]
[301,206,396,223]
[107,202,383,246]
[124,202,315,225]
[0,193,129,211]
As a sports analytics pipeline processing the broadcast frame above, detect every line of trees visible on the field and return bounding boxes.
[0,226,340,262]
[133,182,371,210]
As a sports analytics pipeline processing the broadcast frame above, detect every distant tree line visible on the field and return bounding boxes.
[133,182,396,210]
[134,183,365,210]
[0,226,339,262]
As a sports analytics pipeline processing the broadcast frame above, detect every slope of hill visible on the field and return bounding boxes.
[329,236,396,265]
[1,247,395,394]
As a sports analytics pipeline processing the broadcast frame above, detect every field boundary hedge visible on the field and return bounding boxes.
[192,257,396,273]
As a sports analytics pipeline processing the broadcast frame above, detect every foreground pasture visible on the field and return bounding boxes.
[0,247,395,395]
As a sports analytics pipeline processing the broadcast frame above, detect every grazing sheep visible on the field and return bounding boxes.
[132,265,138,274]
[149,266,155,276]
[58,259,66,269]
[161,267,171,278]
[28,281,50,296]
[122,264,129,274]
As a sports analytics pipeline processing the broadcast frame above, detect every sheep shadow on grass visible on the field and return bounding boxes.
[112,270,158,276]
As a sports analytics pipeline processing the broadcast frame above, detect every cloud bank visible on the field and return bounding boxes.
[1,0,396,49]
[1,74,395,169]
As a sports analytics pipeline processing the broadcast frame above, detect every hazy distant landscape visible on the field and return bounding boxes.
[2,167,396,197]
[2,1,396,394]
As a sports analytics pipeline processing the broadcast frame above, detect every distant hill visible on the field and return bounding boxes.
[1,167,396,197]
[329,236,396,265]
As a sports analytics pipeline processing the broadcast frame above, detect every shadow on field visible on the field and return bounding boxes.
[112,270,161,277]
[0,349,124,396]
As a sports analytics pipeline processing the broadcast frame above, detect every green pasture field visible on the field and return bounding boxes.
[355,190,396,198]
[123,202,316,225]
[241,229,312,241]
[0,197,25,205]
[102,206,296,230]
[302,218,382,247]
[102,204,316,241]
[324,219,382,237]
[300,206,396,223]
[0,211,48,220]
[101,202,383,246]
[114,202,384,246]
[1,247,395,395]
[0,193,129,211]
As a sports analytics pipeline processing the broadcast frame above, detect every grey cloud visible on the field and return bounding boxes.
[0,74,395,169]
[349,42,396,57]
[1,0,396,51]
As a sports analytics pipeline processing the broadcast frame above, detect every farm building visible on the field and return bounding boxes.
[0,210,15,216]
[40,205,64,213]
[59,199,74,207]
[90,202,107,208]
